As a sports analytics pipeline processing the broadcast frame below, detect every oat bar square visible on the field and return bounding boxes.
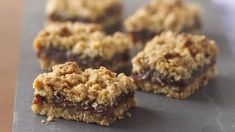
[32,62,136,126]
[34,22,133,72]
[131,32,218,99]
[124,0,201,46]
[46,0,122,34]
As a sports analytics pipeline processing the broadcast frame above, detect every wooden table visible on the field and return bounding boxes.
[0,1,22,132]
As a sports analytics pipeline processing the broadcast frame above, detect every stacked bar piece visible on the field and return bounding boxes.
[125,0,201,46]
[32,62,136,126]
[132,32,218,99]
[46,0,122,33]
[34,22,133,71]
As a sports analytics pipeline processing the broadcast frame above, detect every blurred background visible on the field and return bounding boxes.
[0,0,234,132]
[214,0,235,53]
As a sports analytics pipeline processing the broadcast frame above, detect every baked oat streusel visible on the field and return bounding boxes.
[46,0,122,33]
[124,0,201,44]
[34,22,133,71]
[132,31,218,99]
[32,62,136,126]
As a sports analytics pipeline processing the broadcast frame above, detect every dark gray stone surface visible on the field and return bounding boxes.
[13,0,235,132]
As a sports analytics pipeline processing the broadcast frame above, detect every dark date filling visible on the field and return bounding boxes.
[104,21,122,34]
[132,59,215,88]
[128,30,158,43]
[129,27,199,44]
[33,92,134,118]
[129,17,201,44]
[38,45,130,70]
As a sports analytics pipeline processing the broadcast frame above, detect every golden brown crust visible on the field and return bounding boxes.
[46,0,121,20]
[34,22,133,60]
[33,62,136,105]
[32,97,136,126]
[124,0,201,33]
[132,31,218,81]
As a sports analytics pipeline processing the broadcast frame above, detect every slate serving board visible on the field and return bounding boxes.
[13,0,235,132]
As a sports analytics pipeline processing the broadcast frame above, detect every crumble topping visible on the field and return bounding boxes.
[33,62,136,105]
[132,31,218,81]
[34,22,133,60]
[124,0,201,32]
[46,0,121,20]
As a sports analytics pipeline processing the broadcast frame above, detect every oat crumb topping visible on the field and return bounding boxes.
[33,62,136,105]
[46,0,121,20]
[125,0,201,32]
[34,22,133,60]
[132,31,218,80]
